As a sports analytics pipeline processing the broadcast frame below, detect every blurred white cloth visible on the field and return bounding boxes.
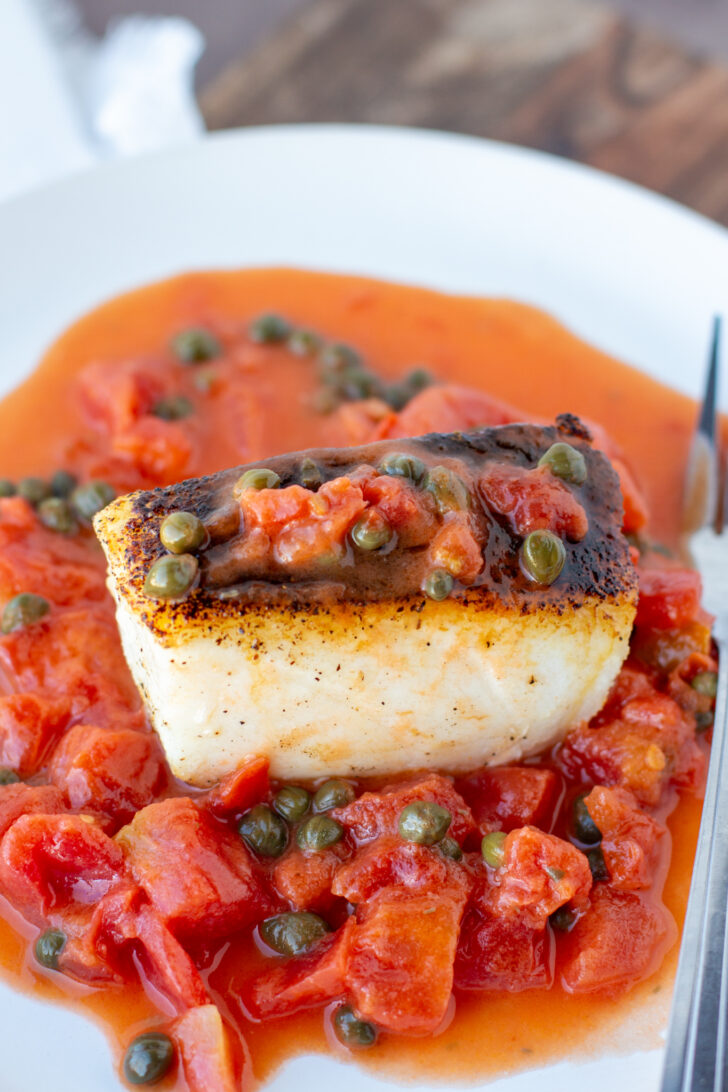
[0,0,204,204]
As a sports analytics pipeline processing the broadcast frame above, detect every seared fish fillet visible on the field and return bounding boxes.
[95,416,638,786]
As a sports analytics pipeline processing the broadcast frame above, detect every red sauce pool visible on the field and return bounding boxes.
[0,269,710,1088]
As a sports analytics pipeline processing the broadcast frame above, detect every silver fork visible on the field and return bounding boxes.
[661,316,728,1092]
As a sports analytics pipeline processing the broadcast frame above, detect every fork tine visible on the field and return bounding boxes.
[682,317,721,536]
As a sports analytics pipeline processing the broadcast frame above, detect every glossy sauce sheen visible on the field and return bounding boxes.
[0,269,710,1088]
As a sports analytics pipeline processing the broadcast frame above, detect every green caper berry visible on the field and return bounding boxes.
[238,804,288,858]
[405,367,432,394]
[319,343,363,373]
[288,329,322,357]
[334,1005,378,1049]
[296,814,344,852]
[425,466,470,515]
[350,515,393,551]
[299,457,323,490]
[384,384,409,411]
[260,911,330,956]
[159,511,206,554]
[439,836,463,861]
[379,452,428,485]
[696,710,715,733]
[399,800,452,846]
[250,313,292,344]
[17,477,50,506]
[339,367,383,401]
[423,569,454,601]
[1,593,50,634]
[273,785,311,823]
[235,467,281,492]
[313,779,356,813]
[152,394,194,421]
[171,327,221,363]
[50,470,77,498]
[521,530,566,585]
[0,479,15,498]
[481,831,508,868]
[571,793,602,845]
[35,928,66,969]
[0,768,20,785]
[123,1032,175,1086]
[538,442,587,485]
[38,498,78,535]
[691,671,718,699]
[586,846,609,882]
[70,480,116,521]
[550,906,576,932]
[143,554,198,600]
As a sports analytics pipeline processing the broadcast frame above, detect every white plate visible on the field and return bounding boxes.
[0,124,727,1092]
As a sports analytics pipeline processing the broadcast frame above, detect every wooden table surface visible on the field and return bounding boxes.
[200,0,728,228]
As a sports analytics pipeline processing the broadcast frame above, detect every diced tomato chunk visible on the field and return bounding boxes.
[0,694,67,778]
[79,359,173,431]
[333,773,475,846]
[357,470,438,548]
[243,923,354,1019]
[345,885,468,1034]
[379,385,521,439]
[611,458,648,533]
[113,418,194,482]
[479,463,588,542]
[273,843,348,912]
[175,1005,238,1092]
[560,887,676,994]
[0,784,66,840]
[205,755,269,818]
[117,797,273,942]
[0,813,124,920]
[49,724,167,826]
[457,767,558,833]
[493,827,592,929]
[134,904,210,1011]
[636,567,704,631]
[332,835,471,905]
[455,908,552,992]
[428,513,484,582]
[583,787,665,891]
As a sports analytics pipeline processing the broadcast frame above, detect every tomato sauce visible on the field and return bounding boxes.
[0,269,716,1090]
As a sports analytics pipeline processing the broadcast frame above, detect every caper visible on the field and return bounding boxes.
[571,793,601,845]
[383,383,410,412]
[143,554,198,600]
[1,593,50,634]
[152,394,194,421]
[333,1005,378,1049]
[0,480,15,498]
[439,836,463,861]
[399,800,451,845]
[238,804,288,858]
[171,327,221,363]
[35,928,66,969]
[17,477,50,506]
[260,911,330,956]
[350,512,393,551]
[550,906,576,933]
[296,814,344,852]
[288,329,322,357]
[691,671,718,699]
[481,830,507,868]
[299,457,323,490]
[234,467,281,493]
[0,768,20,785]
[70,480,116,521]
[423,569,454,601]
[338,367,383,401]
[696,710,715,733]
[313,779,355,813]
[50,470,77,498]
[123,1032,175,1086]
[585,846,609,882]
[521,530,566,585]
[538,442,587,485]
[159,511,206,554]
[249,313,292,344]
[38,498,78,535]
[425,466,470,514]
[405,366,433,393]
[319,343,363,373]
[379,452,428,485]
[273,785,311,823]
